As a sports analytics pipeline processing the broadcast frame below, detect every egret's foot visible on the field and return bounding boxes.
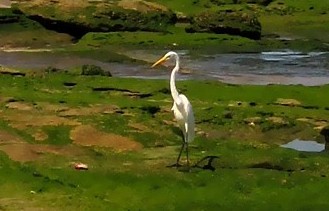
[166,163,182,168]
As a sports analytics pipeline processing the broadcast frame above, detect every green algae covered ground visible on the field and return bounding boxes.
[0,69,329,210]
[0,0,329,210]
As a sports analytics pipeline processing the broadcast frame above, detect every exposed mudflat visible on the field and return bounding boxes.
[1,49,328,85]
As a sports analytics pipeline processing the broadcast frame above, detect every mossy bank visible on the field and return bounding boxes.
[0,0,328,54]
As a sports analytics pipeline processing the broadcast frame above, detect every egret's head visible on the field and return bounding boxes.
[151,51,178,68]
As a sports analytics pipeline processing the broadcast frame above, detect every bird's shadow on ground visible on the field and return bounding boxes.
[192,155,220,171]
[167,155,220,173]
[169,126,219,172]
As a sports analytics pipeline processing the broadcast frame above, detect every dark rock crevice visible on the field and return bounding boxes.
[27,14,90,39]
[13,3,177,40]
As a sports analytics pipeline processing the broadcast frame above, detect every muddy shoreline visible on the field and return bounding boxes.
[1,48,328,86]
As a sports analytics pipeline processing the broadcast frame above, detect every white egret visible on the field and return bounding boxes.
[152,51,195,167]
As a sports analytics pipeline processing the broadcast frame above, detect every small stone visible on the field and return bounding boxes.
[74,162,89,170]
[275,98,301,107]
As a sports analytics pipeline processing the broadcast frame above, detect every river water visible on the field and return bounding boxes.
[0,49,328,86]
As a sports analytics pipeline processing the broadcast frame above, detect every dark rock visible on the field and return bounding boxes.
[234,0,274,6]
[300,105,319,110]
[45,66,64,73]
[26,14,90,39]
[92,86,151,98]
[125,92,152,98]
[248,161,285,171]
[185,10,261,40]
[158,87,171,94]
[13,1,177,39]
[320,126,329,144]
[63,82,77,87]
[81,64,111,76]
[256,111,274,117]
[223,111,233,119]
[140,105,160,116]
[0,68,26,76]
[249,102,257,106]
[92,87,130,92]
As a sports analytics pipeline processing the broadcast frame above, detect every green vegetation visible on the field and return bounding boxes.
[1,0,329,209]
[0,70,328,209]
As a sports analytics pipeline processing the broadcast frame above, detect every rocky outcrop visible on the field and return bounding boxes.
[12,0,177,38]
[185,10,261,40]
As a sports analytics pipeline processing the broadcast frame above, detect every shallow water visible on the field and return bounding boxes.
[0,49,328,85]
[281,139,325,152]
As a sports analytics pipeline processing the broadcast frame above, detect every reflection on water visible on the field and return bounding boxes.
[281,139,325,152]
[0,49,328,85]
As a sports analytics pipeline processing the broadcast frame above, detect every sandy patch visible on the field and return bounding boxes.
[275,98,301,106]
[70,125,143,152]
[5,101,34,111]
[0,142,85,162]
[0,0,11,8]
[0,197,51,211]
[118,0,168,12]
[34,102,121,115]
[128,122,151,133]
[35,102,69,112]
[58,104,121,117]
[0,47,52,53]
[3,112,81,129]
[0,96,16,104]
[0,143,42,162]
[18,0,89,7]
[297,117,328,130]
[0,130,25,144]
[32,129,48,141]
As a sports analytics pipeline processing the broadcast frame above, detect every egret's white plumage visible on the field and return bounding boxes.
[152,51,195,166]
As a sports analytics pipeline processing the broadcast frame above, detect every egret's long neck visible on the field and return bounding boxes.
[170,54,180,101]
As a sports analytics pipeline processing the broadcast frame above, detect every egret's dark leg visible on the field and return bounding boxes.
[176,141,185,165]
[177,130,188,165]
[186,141,190,167]
[167,130,186,168]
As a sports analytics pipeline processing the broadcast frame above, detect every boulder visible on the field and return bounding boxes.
[12,0,177,38]
[185,10,261,40]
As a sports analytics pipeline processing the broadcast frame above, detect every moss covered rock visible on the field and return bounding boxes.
[13,0,177,38]
[81,64,111,77]
[185,10,261,40]
[0,8,19,24]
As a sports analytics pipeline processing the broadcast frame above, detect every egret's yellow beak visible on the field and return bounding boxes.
[151,56,168,68]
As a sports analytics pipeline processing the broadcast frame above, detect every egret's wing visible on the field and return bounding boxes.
[179,94,195,142]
